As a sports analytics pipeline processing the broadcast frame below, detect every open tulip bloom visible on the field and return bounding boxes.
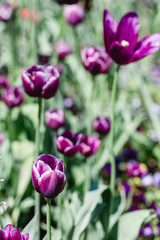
[103,10,160,65]
[0,224,29,240]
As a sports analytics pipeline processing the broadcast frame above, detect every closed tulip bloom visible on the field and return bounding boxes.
[64,4,84,26]
[93,117,111,135]
[54,40,72,60]
[103,10,160,65]
[56,130,83,157]
[45,109,65,130]
[21,65,60,99]
[0,224,29,240]
[0,4,12,22]
[81,46,112,75]
[80,136,101,157]
[32,154,66,199]
[0,75,9,89]
[126,160,148,177]
[1,87,24,108]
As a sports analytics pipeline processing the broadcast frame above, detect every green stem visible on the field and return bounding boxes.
[35,98,43,240]
[47,199,51,240]
[110,65,120,195]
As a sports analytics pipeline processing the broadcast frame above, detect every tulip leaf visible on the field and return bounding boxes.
[22,215,37,240]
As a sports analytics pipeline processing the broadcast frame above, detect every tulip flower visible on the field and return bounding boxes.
[32,154,66,199]
[45,109,65,131]
[64,4,84,26]
[56,130,83,157]
[93,117,111,135]
[0,4,13,22]
[139,224,154,238]
[81,46,112,75]
[126,160,148,177]
[103,10,160,65]
[1,87,24,108]
[0,224,29,240]
[0,75,9,89]
[64,97,74,110]
[80,135,101,157]
[21,65,60,99]
[141,173,153,187]
[54,40,72,60]
[38,54,51,65]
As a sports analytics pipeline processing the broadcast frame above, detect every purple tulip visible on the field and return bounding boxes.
[32,154,66,199]
[54,0,78,4]
[38,54,51,64]
[81,46,112,75]
[54,40,72,60]
[103,10,160,65]
[0,4,13,22]
[0,75,9,89]
[93,117,111,135]
[153,172,160,187]
[122,182,132,197]
[45,109,65,131]
[64,4,84,26]
[21,65,60,99]
[0,132,4,145]
[1,87,24,108]
[126,160,148,177]
[0,224,29,240]
[80,135,101,157]
[56,130,83,157]
[139,224,154,238]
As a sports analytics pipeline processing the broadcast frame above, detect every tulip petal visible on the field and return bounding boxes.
[0,230,8,240]
[39,171,58,198]
[132,33,160,61]
[37,154,59,171]
[116,12,140,50]
[52,170,66,198]
[22,233,29,240]
[37,160,51,176]
[56,136,73,152]
[64,145,80,157]
[103,10,117,53]
[3,224,14,237]
[10,229,22,240]
[110,41,133,65]
[32,163,41,193]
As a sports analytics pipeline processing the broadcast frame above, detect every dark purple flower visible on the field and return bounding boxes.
[21,65,60,99]
[0,75,9,88]
[122,147,138,161]
[0,132,4,145]
[126,160,148,177]
[56,130,83,157]
[1,87,24,108]
[0,224,29,240]
[141,173,153,187]
[93,117,111,135]
[123,182,132,197]
[54,40,72,60]
[81,46,112,75]
[153,172,160,187]
[38,54,51,64]
[64,4,84,26]
[54,0,78,4]
[103,10,160,65]
[139,224,154,238]
[64,97,74,110]
[32,154,66,199]
[0,4,13,22]
[45,109,65,131]
[80,135,101,157]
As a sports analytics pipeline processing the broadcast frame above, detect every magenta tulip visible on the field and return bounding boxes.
[45,109,65,130]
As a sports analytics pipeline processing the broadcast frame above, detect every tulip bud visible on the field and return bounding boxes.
[0,4,12,22]
[54,40,72,60]
[93,117,111,135]
[21,65,60,99]
[0,75,9,89]
[56,130,83,157]
[126,160,148,177]
[1,87,24,108]
[45,109,65,131]
[0,224,29,240]
[32,154,66,199]
[80,135,101,157]
[81,46,112,75]
[64,4,84,26]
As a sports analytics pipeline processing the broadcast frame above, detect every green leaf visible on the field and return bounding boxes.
[22,215,37,240]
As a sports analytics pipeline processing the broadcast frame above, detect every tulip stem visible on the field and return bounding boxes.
[35,98,44,240]
[47,199,51,240]
[110,65,120,195]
